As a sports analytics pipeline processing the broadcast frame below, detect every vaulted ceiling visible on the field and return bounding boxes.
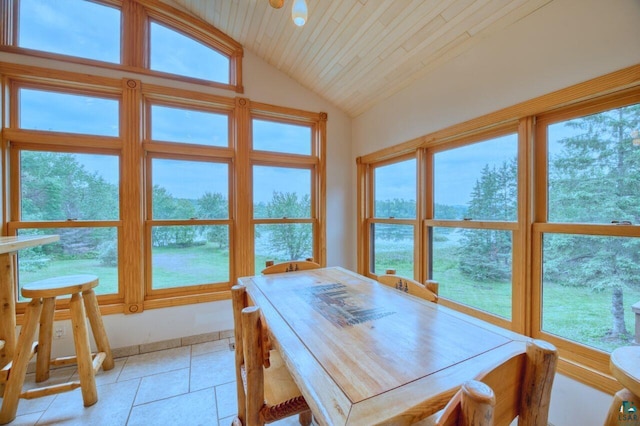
[166,0,553,117]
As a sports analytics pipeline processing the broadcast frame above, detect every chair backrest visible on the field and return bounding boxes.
[261,258,321,274]
[377,269,438,303]
[435,339,558,426]
[231,285,310,426]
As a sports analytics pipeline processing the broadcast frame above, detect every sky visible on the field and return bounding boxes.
[16,0,585,208]
[375,134,518,207]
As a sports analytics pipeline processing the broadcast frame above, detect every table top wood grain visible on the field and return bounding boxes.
[238,267,530,425]
[0,235,59,255]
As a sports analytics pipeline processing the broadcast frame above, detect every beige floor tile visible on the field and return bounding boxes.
[190,349,235,391]
[133,367,190,406]
[5,411,43,426]
[1,338,255,425]
[1,366,77,417]
[69,357,126,387]
[127,388,216,426]
[191,338,231,357]
[118,346,191,382]
[214,381,237,419]
[219,414,236,426]
[36,378,140,426]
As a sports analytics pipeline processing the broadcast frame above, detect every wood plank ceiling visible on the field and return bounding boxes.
[164,0,553,117]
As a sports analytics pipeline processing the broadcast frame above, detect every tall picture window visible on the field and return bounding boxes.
[251,115,321,274]
[429,134,518,320]
[535,100,640,354]
[10,85,121,297]
[370,157,416,277]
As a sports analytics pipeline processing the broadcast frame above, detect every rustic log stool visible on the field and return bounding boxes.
[0,274,114,424]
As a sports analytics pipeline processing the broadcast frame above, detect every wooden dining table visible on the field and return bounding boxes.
[237,266,531,425]
[0,235,59,371]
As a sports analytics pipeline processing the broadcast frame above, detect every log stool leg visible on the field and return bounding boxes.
[35,297,55,382]
[0,298,43,425]
[69,292,98,407]
[82,288,114,371]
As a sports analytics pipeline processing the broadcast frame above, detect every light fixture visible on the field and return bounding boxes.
[269,0,308,27]
[291,0,308,26]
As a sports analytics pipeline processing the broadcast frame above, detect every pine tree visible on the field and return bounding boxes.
[458,159,517,281]
[545,104,640,339]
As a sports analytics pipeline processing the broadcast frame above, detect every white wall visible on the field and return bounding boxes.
[351,0,640,425]
[353,0,640,156]
[2,46,353,354]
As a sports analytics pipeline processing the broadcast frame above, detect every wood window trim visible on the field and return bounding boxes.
[1,62,326,320]
[356,64,640,395]
[0,0,244,93]
[242,103,327,273]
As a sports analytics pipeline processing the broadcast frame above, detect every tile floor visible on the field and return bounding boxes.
[1,338,300,426]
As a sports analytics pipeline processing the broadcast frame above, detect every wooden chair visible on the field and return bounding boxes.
[261,258,320,274]
[377,269,438,303]
[231,284,312,426]
[434,339,558,426]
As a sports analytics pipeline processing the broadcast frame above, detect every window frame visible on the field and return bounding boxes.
[424,126,524,330]
[0,62,327,318]
[357,66,640,394]
[144,152,233,298]
[245,106,327,275]
[531,90,640,378]
[0,0,244,92]
[5,79,125,309]
[365,153,418,277]
[142,90,236,300]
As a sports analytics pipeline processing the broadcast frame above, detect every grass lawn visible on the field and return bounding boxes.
[19,244,298,295]
[376,245,640,353]
[19,241,640,353]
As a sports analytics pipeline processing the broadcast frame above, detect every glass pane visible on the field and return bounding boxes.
[434,134,518,221]
[431,227,512,319]
[17,227,118,298]
[253,166,311,219]
[21,151,119,221]
[254,224,313,274]
[371,223,414,277]
[151,105,228,147]
[548,103,640,224]
[252,119,312,155]
[150,22,229,84]
[19,88,119,136]
[19,0,121,63]
[374,159,416,218]
[151,225,229,288]
[152,159,228,220]
[542,233,640,352]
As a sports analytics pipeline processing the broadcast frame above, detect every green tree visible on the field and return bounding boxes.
[21,151,118,221]
[20,152,118,257]
[458,159,517,281]
[374,198,416,242]
[545,104,640,339]
[265,192,312,260]
[151,185,196,247]
[197,192,229,248]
